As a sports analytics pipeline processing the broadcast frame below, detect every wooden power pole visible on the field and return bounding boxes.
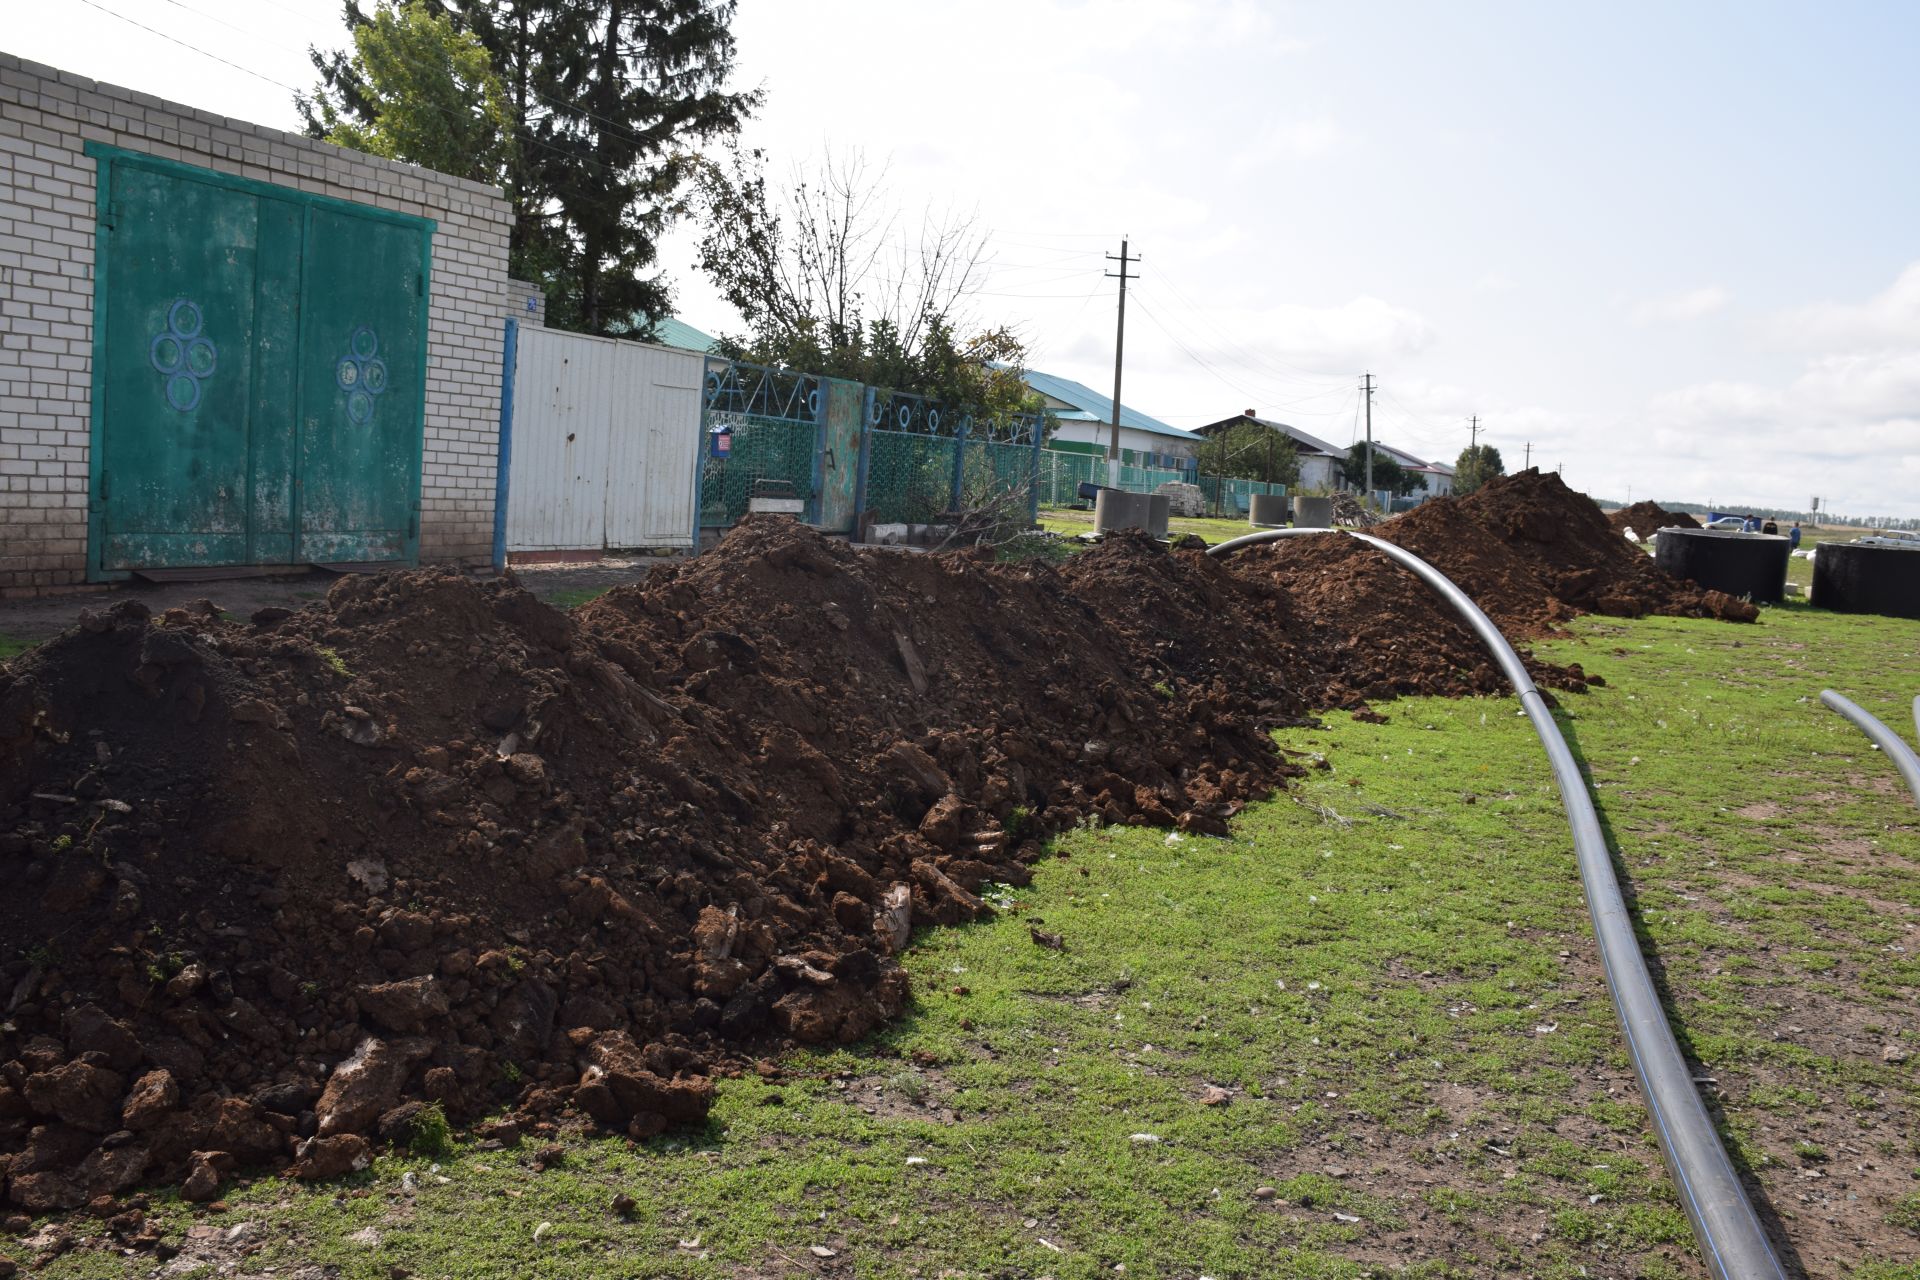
[1105,239,1138,483]
[1361,373,1376,500]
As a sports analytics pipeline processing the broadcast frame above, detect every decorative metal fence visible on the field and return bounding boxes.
[698,360,822,527]
[1194,475,1289,517]
[1035,450,1287,517]
[855,389,1045,527]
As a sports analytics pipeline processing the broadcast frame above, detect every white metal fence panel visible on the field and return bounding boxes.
[506,328,702,551]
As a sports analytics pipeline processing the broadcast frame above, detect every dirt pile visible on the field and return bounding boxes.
[0,499,1674,1212]
[1369,469,1756,632]
[0,521,1326,1211]
[1608,501,1702,541]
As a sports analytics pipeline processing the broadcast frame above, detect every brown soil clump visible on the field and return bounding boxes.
[1370,469,1756,632]
[1608,500,1702,541]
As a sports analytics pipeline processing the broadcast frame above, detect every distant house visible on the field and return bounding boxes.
[1194,411,1346,491]
[1022,368,1200,471]
[1369,442,1454,499]
[618,313,721,354]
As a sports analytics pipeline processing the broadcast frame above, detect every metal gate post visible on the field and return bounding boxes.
[1028,418,1042,523]
[852,385,874,537]
[950,416,971,513]
[492,318,518,572]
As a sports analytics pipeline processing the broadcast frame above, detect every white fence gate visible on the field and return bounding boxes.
[504,327,703,553]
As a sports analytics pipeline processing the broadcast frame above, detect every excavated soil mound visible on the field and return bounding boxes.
[0,493,1739,1212]
[1608,501,1701,541]
[2,520,1380,1211]
[1372,469,1756,632]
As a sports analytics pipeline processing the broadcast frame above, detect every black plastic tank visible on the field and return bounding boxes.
[1653,528,1790,603]
[1811,540,1920,619]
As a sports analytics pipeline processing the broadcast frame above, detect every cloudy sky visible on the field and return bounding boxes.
[11,1,1920,516]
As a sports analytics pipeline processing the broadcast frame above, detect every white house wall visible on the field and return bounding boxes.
[506,328,702,551]
[1048,421,1196,461]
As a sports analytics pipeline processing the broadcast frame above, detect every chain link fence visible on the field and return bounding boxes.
[698,413,818,527]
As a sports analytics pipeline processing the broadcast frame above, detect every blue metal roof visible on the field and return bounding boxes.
[1022,368,1199,441]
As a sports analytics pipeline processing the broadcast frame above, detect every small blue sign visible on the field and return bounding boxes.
[710,426,732,458]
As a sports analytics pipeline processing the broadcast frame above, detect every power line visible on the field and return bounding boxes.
[76,0,300,92]
[1146,272,1353,390]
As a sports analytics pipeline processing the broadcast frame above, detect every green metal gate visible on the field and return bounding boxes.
[86,144,432,578]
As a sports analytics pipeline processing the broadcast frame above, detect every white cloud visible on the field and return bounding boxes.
[1631,286,1729,324]
[1771,261,1920,352]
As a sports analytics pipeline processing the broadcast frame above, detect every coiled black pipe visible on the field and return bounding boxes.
[1208,526,1787,1280]
[1818,690,1920,809]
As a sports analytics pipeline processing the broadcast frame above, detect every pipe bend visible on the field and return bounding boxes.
[1208,525,1786,1280]
[1819,689,1920,809]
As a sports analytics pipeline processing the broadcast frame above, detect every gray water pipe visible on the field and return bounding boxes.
[1207,526,1787,1280]
[1818,690,1920,808]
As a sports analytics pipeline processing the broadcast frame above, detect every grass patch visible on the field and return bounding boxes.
[1038,504,1265,546]
[0,631,32,662]
[547,586,614,609]
[37,603,1920,1278]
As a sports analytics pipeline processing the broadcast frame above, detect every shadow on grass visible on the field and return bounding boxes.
[1553,702,1811,1280]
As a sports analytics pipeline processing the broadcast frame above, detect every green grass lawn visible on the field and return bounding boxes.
[544,585,615,610]
[30,603,1920,1279]
[0,632,29,662]
[1039,505,1267,546]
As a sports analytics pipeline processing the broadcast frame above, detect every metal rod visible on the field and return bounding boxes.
[1819,690,1920,809]
[1208,527,1788,1280]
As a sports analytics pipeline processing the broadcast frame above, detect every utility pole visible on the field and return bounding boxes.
[1523,441,1532,470]
[1105,238,1138,485]
[1468,415,1480,452]
[1361,372,1376,500]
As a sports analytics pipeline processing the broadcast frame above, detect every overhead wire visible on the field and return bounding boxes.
[1130,293,1364,420]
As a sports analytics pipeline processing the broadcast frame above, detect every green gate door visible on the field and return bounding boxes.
[296,207,428,563]
[88,145,432,578]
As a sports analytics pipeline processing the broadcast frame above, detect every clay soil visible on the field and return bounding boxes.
[0,470,1751,1217]
[1609,499,1703,542]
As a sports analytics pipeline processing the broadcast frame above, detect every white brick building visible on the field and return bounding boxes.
[0,53,513,596]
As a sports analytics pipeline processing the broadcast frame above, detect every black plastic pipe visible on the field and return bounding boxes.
[1818,690,1920,809]
[1208,526,1787,1280]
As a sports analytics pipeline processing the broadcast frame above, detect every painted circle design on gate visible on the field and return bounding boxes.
[807,389,821,418]
[185,339,217,378]
[168,299,203,339]
[151,298,215,413]
[165,374,201,413]
[336,328,388,423]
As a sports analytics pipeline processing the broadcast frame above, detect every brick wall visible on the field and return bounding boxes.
[0,52,512,595]
[505,278,546,328]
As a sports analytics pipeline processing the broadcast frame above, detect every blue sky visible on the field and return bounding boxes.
[11,0,1919,515]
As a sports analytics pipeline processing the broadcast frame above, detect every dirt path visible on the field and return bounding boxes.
[0,556,678,651]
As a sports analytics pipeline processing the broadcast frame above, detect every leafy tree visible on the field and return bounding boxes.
[1338,443,1422,497]
[1453,443,1505,496]
[302,0,757,335]
[297,0,513,186]
[1195,419,1300,485]
[695,147,1044,429]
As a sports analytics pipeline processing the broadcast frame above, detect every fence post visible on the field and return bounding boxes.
[852,385,874,537]
[492,318,518,572]
[1028,417,1042,524]
[950,415,970,513]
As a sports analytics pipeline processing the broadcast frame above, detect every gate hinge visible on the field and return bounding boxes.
[101,201,119,231]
